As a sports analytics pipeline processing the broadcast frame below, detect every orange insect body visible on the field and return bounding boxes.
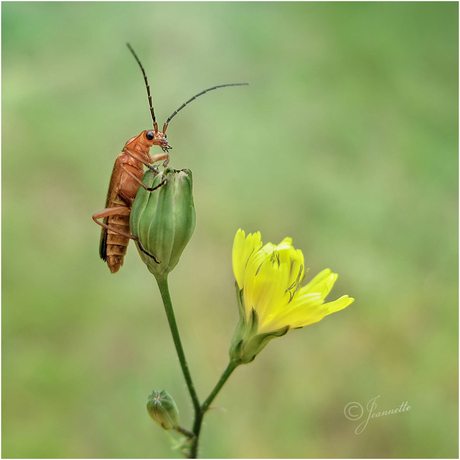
[93,44,248,274]
[94,130,169,273]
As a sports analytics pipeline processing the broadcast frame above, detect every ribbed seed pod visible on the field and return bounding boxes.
[130,168,196,279]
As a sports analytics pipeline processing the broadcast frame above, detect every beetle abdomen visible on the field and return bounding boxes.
[105,213,130,273]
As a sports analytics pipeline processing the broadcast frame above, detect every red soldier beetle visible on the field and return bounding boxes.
[93,44,248,273]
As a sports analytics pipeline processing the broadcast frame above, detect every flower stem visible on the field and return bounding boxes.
[156,275,239,458]
[189,360,239,458]
[156,275,201,415]
[202,360,239,413]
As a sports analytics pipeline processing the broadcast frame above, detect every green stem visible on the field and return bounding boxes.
[175,425,196,439]
[201,360,239,412]
[156,275,201,415]
[156,275,240,458]
[189,360,239,458]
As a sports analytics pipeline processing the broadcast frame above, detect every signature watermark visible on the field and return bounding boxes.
[344,395,411,434]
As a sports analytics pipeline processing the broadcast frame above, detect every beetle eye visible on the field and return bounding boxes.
[146,131,154,140]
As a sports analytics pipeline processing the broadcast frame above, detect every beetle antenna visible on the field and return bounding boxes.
[126,43,158,132]
[162,83,249,133]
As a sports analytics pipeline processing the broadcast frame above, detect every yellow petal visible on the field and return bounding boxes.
[249,256,290,329]
[302,269,337,298]
[283,295,354,329]
[232,229,262,290]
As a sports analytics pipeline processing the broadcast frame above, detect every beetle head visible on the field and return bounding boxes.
[144,129,171,153]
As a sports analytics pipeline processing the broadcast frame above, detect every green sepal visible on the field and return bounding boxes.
[236,282,245,323]
[229,289,290,364]
[242,322,290,363]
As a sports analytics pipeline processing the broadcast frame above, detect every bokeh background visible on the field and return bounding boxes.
[2,2,458,458]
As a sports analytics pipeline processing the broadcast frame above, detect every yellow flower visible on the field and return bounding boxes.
[229,229,354,364]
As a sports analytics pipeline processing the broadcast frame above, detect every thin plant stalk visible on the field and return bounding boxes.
[190,361,239,458]
[156,275,239,458]
[156,275,201,415]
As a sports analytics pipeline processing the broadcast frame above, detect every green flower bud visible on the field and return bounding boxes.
[130,168,196,279]
[146,390,180,430]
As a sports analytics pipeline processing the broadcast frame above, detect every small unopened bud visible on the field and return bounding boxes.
[146,390,180,430]
[130,168,196,279]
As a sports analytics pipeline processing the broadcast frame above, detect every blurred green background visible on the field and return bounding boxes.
[2,2,458,458]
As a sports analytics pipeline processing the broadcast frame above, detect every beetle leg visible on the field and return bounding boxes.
[92,207,137,240]
[120,165,167,192]
[123,147,169,171]
[150,152,170,165]
[92,208,160,263]
[135,241,160,264]
[123,147,154,169]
